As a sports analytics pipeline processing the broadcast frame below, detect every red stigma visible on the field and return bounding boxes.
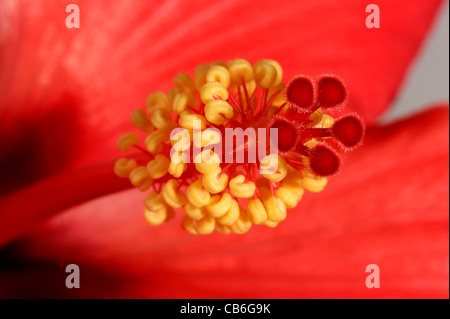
[279,73,363,177]
[285,75,316,110]
[317,74,347,109]
[309,145,341,176]
[270,119,298,153]
[332,114,365,150]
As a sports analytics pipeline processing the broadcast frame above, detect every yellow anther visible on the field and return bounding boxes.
[227,59,253,85]
[260,154,288,182]
[187,180,211,208]
[184,202,206,220]
[216,199,240,226]
[302,170,328,192]
[143,192,174,226]
[309,108,324,126]
[129,166,153,192]
[206,65,231,89]
[117,132,140,152]
[216,224,231,234]
[229,175,255,198]
[161,179,187,208]
[229,207,252,234]
[304,140,318,150]
[253,61,277,89]
[284,167,304,186]
[253,59,282,88]
[283,180,304,197]
[194,63,210,90]
[114,158,137,178]
[144,207,167,226]
[204,100,234,125]
[194,150,221,174]
[246,80,257,96]
[168,153,187,178]
[200,81,229,104]
[268,83,286,107]
[318,114,335,128]
[264,219,279,228]
[130,109,154,133]
[247,198,268,224]
[173,72,196,94]
[211,61,227,68]
[146,91,169,114]
[170,147,189,163]
[170,128,192,152]
[167,87,182,112]
[193,128,221,149]
[192,215,216,235]
[146,154,170,179]
[205,193,233,218]
[172,92,198,114]
[267,60,283,86]
[202,167,228,194]
[182,216,198,235]
[150,108,176,131]
[179,111,207,130]
[145,130,168,153]
[264,194,287,222]
[275,183,304,208]
[144,192,166,212]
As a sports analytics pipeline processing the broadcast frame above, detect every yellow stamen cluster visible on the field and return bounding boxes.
[114,59,334,234]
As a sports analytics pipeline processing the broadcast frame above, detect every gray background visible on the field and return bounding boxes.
[381,1,449,124]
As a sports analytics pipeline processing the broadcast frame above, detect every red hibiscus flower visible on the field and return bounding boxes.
[0,0,448,298]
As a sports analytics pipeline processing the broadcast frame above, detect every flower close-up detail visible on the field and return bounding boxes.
[115,59,365,234]
[0,0,448,299]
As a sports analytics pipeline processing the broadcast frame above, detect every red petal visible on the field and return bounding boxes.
[0,158,135,247]
[1,106,447,298]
